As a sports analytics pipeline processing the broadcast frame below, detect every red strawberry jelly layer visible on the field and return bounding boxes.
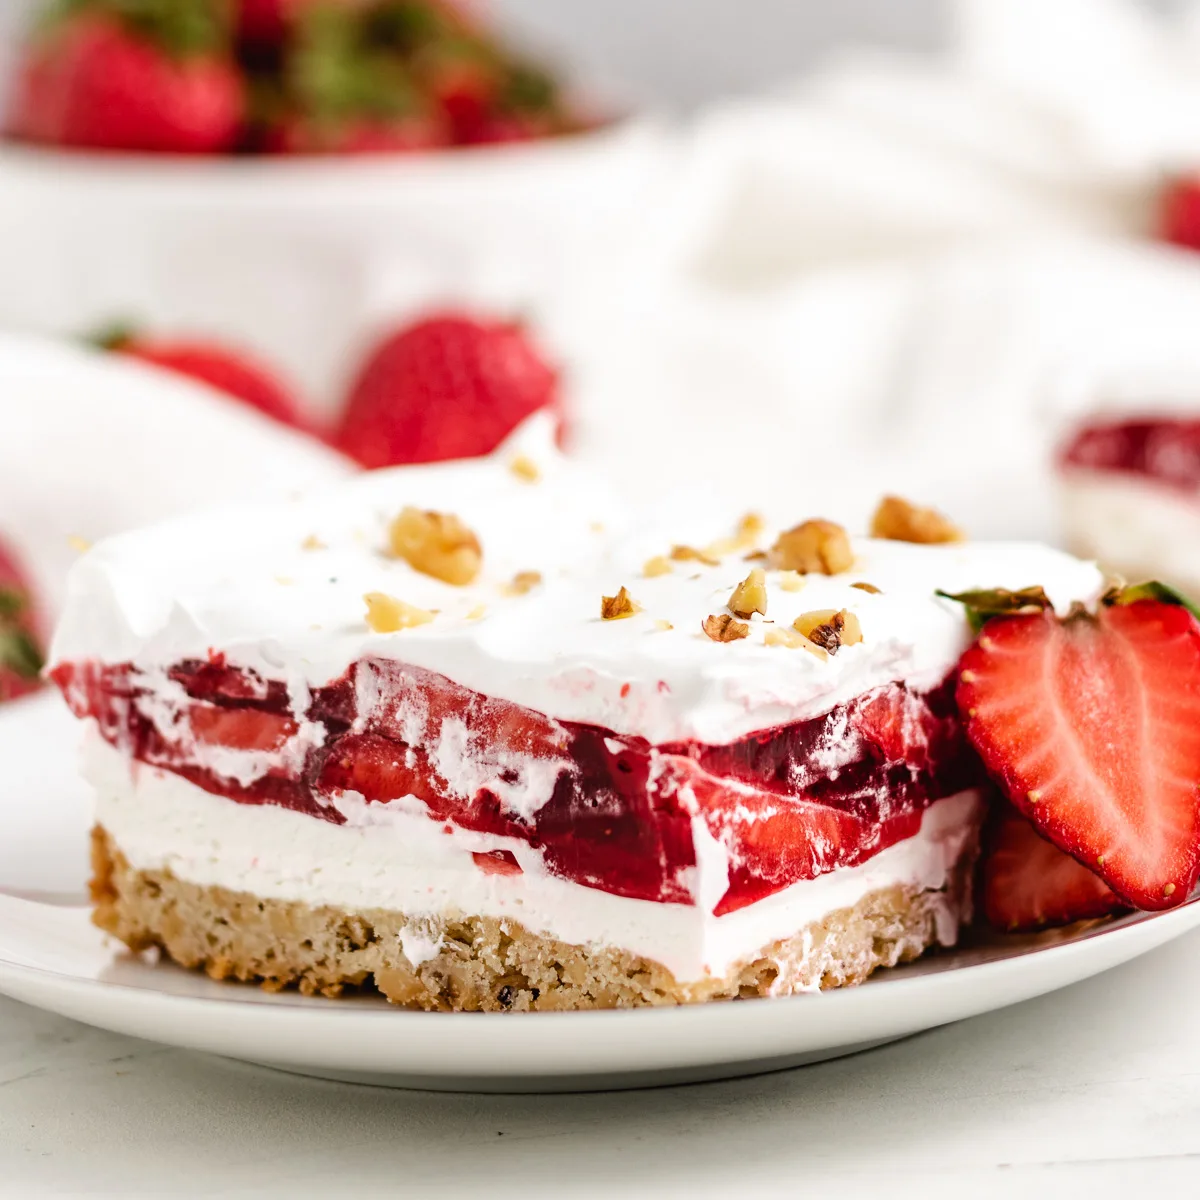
[52,656,982,915]
[1060,417,1200,494]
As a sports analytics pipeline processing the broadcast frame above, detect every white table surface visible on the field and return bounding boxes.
[2,928,1198,1198]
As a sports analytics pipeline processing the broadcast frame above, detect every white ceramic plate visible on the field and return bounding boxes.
[3,692,1199,1094]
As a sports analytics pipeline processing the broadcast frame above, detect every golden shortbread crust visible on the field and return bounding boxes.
[90,825,974,1011]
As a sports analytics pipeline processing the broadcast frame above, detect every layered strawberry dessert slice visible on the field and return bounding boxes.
[1058,415,1200,598]
[48,426,1105,1009]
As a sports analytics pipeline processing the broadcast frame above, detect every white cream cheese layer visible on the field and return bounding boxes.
[86,733,984,984]
[52,415,1104,745]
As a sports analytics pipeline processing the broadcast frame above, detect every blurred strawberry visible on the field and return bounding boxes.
[335,311,561,467]
[463,60,562,144]
[1161,174,1200,252]
[238,0,308,47]
[264,1,449,152]
[98,326,307,431]
[8,0,244,154]
[413,36,501,139]
[0,540,43,705]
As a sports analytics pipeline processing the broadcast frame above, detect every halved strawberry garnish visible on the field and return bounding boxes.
[982,804,1127,930]
[953,584,1200,912]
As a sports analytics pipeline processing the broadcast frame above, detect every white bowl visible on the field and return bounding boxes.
[0,118,668,421]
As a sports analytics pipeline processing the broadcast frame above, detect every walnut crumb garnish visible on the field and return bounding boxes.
[851,581,882,594]
[770,519,853,575]
[764,626,804,649]
[654,619,674,631]
[503,571,542,596]
[671,544,720,567]
[870,495,964,544]
[466,604,487,620]
[364,592,434,633]
[793,608,862,655]
[509,454,541,483]
[777,570,805,592]
[301,534,326,551]
[702,613,749,642]
[728,567,768,619]
[601,586,641,620]
[737,512,766,545]
[387,507,482,586]
[643,555,673,578]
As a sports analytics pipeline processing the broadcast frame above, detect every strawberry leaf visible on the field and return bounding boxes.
[0,628,43,680]
[936,586,1053,633]
[1104,580,1200,623]
[0,589,26,621]
[48,0,234,58]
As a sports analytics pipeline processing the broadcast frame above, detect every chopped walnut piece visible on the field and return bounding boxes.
[793,608,861,655]
[671,544,720,567]
[601,586,641,620]
[654,618,674,631]
[466,604,487,621]
[728,567,768,619]
[764,626,804,649]
[364,592,434,633]
[870,495,964,544]
[777,570,805,592]
[737,512,766,545]
[509,454,541,483]
[387,507,482,586]
[840,611,863,645]
[643,555,672,578]
[705,536,740,558]
[702,613,750,642]
[851,581,882,594]
[301,534,326,551]
[769,519,853,575]
[503,571,543,596]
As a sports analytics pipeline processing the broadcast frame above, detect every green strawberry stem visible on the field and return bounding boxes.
[46,0,235,59]
[0,588,42,681]
[939,580,1200,632]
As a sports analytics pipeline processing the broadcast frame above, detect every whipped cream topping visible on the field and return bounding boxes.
[52,414,1105,744]
[86,732,984,983]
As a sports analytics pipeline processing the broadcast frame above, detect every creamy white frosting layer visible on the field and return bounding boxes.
[1060,469,1200,596]
[52,414,1104,744]
[85,732,985,984]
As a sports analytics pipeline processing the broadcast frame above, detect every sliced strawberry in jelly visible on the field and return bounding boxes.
[189,704,298,752]
[666,755,923,914]
[473,850,523,877]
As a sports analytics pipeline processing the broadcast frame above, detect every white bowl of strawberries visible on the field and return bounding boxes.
[0,0,664,418]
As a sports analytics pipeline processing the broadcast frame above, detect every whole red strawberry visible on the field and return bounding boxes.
[8,1,244,154]
[99,326,307,431]
[1161,174,1200,252]
[335,312,561,467]
[0,539,44,705]
[950,582,1200,914]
